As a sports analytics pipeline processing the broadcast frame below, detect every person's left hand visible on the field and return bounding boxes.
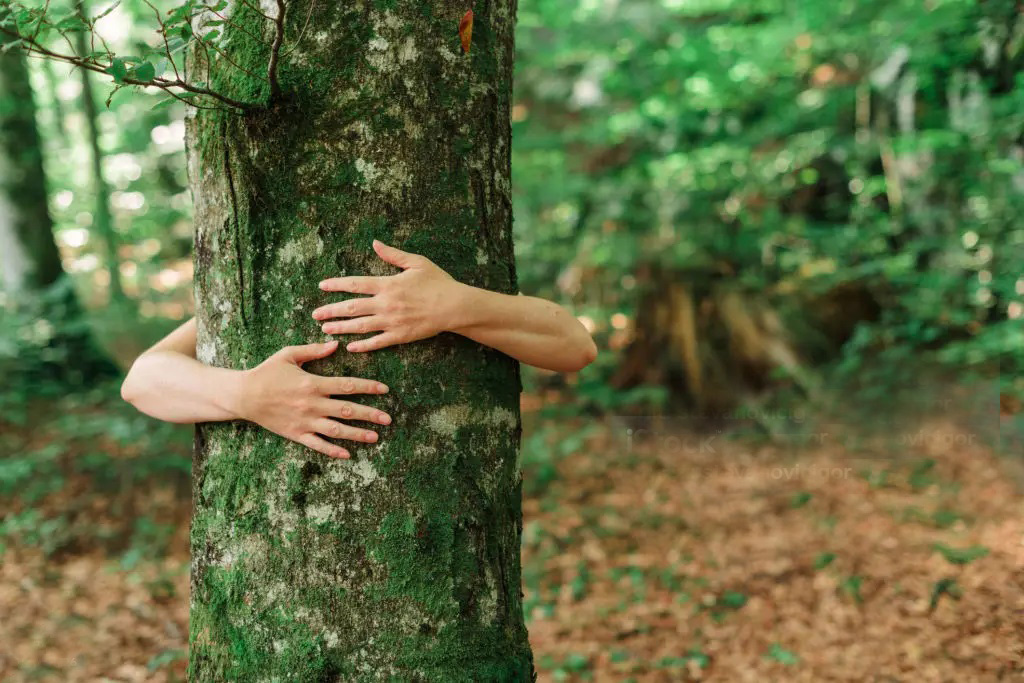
[313,240,465,352]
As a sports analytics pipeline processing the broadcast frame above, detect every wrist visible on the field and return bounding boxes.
[219,368,250,421]
[445,281,485,334]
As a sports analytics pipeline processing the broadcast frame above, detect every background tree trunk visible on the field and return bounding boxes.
[0,47,64,295]
[74,1,125,304]
[186,1,533,680]
[0,32,116,383]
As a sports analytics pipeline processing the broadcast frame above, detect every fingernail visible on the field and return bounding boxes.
[365,432,378,443]
[312,310,322,319]
[377,383,388,393]
[319,281,328,290]
[379,413,391,425]
[336,449,350,459]
[325,340,337,347]
[347,343,359,352]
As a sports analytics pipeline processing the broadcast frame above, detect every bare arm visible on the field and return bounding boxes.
[314,240,598,373]
[120,318,391,459]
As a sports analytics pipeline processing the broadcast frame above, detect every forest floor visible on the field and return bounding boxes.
[1,389,1022,682]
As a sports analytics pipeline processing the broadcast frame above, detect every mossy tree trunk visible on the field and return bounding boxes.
[0,33,115,383]
[186,1,533,680]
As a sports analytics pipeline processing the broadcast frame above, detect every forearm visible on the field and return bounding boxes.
[121,351,244,424]
[450,285,597,372]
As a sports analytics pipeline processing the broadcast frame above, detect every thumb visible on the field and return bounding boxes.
[282,339,338,365]
[373,240,420,269]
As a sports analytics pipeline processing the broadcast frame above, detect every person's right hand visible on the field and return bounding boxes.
[235,340,391,459]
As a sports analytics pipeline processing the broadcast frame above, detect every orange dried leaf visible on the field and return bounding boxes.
[459,9,473,54]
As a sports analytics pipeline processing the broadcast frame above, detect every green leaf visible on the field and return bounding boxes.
[54,15,88,31]
[813,552,836,570]
[839,575,863,603]
[104,57,127,83]
[933,543,989,566]
[133,61,155,82]
[150,97,177,111]
[765,643,799,665]
[790,491,812,508]
[92,1,121,22]
[929,578,962,611]
[718,590,747,609]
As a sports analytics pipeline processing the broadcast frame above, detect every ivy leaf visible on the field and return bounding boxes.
[105,57,127,83]
[458,9,473,54]
[134,61,155,82]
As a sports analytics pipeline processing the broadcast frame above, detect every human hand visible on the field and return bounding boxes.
[313,240,467,353]
[236,340,391,459]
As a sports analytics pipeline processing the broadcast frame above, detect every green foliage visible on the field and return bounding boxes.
[513,0,1024,407]
[813,551,837,570]
[765,643,800,666]
[933,543,989,566]
[929,577,963,610]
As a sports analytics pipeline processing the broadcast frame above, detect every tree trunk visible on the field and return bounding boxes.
[0,33,116,383]
[186,1,533,680]
[0,48,63,294]
[74,2,125,303]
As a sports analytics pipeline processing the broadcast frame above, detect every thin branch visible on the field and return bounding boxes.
[199,31,266,82]
[29,0,51,43]
[161,87,233,112]
[143,0,181,81]
[233,0,275,23]
[279,0,315,60]
[267,0,285,100]
[2,26,256,109]
[196,3,264,43]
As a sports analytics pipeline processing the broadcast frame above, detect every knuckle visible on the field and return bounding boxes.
[340,379,355,393]
[340,405,353,418]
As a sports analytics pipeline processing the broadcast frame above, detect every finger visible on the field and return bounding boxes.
[318,399,392,425]
[319,276,384,295]
[373,240,423,270]
[347,332,400,353]
[321,316,388,336]
[298,433,350,459]
[312,418,380,444]
[312,297,377,321]
[281,340,338,364]
[318,376,389,395]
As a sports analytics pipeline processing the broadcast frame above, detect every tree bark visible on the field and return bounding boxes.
[186,1,533,680]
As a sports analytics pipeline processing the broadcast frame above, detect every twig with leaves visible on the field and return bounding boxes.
[0,0,292,111]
